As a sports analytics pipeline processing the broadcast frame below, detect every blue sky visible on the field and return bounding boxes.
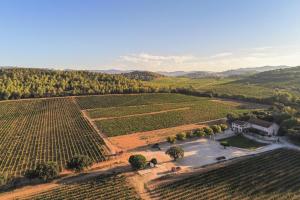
[0,0,300,71]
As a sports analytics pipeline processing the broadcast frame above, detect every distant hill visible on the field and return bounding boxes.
[90,69,133,74]
[221,65,292,77]
[182,71,219,78]
[122,71,164,81]
[237,66,300,94]
[181,65,293,78]
[156,71,192,77]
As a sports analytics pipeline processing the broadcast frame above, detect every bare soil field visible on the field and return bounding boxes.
[109,123,205,151]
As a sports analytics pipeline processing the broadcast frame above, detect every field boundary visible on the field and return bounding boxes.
[70,97,119,155]
[82,101,199,111]
[91,107,190,121]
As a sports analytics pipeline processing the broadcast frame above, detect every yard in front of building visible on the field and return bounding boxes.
[218,134,268,150]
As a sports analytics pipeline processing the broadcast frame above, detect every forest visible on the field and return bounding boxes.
[0,68,157,100]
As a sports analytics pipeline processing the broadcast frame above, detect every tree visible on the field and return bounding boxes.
[220,124,228,131]
[194,128,206,137]
[211,125,222,134]
[176,132,186,141]
[203,127,213,135]
[24,169,38,179]
[165,146,184,161]
[129,154,147,170]
[66,155,93,173]
[220,141,230,149]
[167,136,176,144]
[25,162,59,182]
[279,118,299,135]
[185,131,194,138]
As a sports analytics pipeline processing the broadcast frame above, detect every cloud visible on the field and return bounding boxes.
[210,52,233,58]
[115,46,300,72]
[118,53,196,71]
[120,53,195,63]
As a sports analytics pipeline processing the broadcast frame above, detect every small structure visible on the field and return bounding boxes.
[232,118,279,136]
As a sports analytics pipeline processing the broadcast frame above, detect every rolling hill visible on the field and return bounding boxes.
[122,71,164,81]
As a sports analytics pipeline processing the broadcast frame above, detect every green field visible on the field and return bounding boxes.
[77,94,257,137]
[0,98,107,177]
[219,135,267,149]
[20,174,140,200]
[147,77,275,98]
[150,149,300,200]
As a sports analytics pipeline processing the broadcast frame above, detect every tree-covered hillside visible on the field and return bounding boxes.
[0,68,157,100]
[122,71,164,81]
[238,66,300,94]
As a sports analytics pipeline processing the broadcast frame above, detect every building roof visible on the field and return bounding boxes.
[248,118,273,128]
[232,120,248,126]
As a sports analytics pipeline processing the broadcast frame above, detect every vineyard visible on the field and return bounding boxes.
[87,102,193,119]
[75,93,201,109]
[93,100,250,137]
[0,98,107,177]
[75,94,259,137]
[150,148,300,200]
[20,174,140,200]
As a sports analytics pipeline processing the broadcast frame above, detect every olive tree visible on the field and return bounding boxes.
[220,124,228,131]
[203,127,214,135]
[165,146,184,161]
[167,136,176,144]
[129,154,147,170]
[176,132,186,141]
[211,125,222,134]
[25,162,59,182]
[66,155,93,173]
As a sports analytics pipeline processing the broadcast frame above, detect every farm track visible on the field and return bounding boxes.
[91,107,191,121]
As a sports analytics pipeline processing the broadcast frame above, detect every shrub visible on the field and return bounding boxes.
[66,155,93,173]
[129,154,147,170]
[194,130,206,137]
[203,127,214,135]
[185,131,194,138]
[24,169,38,179]
[35,162,59,181]
[167,136,176,144]
[150,158,158,166]
[211,125,222,133]
[165,146,184,161]
[220,141,230,149]
[176,132,186,141]
[220,124,228,131]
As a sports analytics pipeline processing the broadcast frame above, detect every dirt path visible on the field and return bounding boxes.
[90,107,190,121]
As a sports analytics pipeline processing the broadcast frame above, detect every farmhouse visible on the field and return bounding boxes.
[232,118,279,136]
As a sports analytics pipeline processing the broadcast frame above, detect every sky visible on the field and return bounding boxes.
[0,0,300,72]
